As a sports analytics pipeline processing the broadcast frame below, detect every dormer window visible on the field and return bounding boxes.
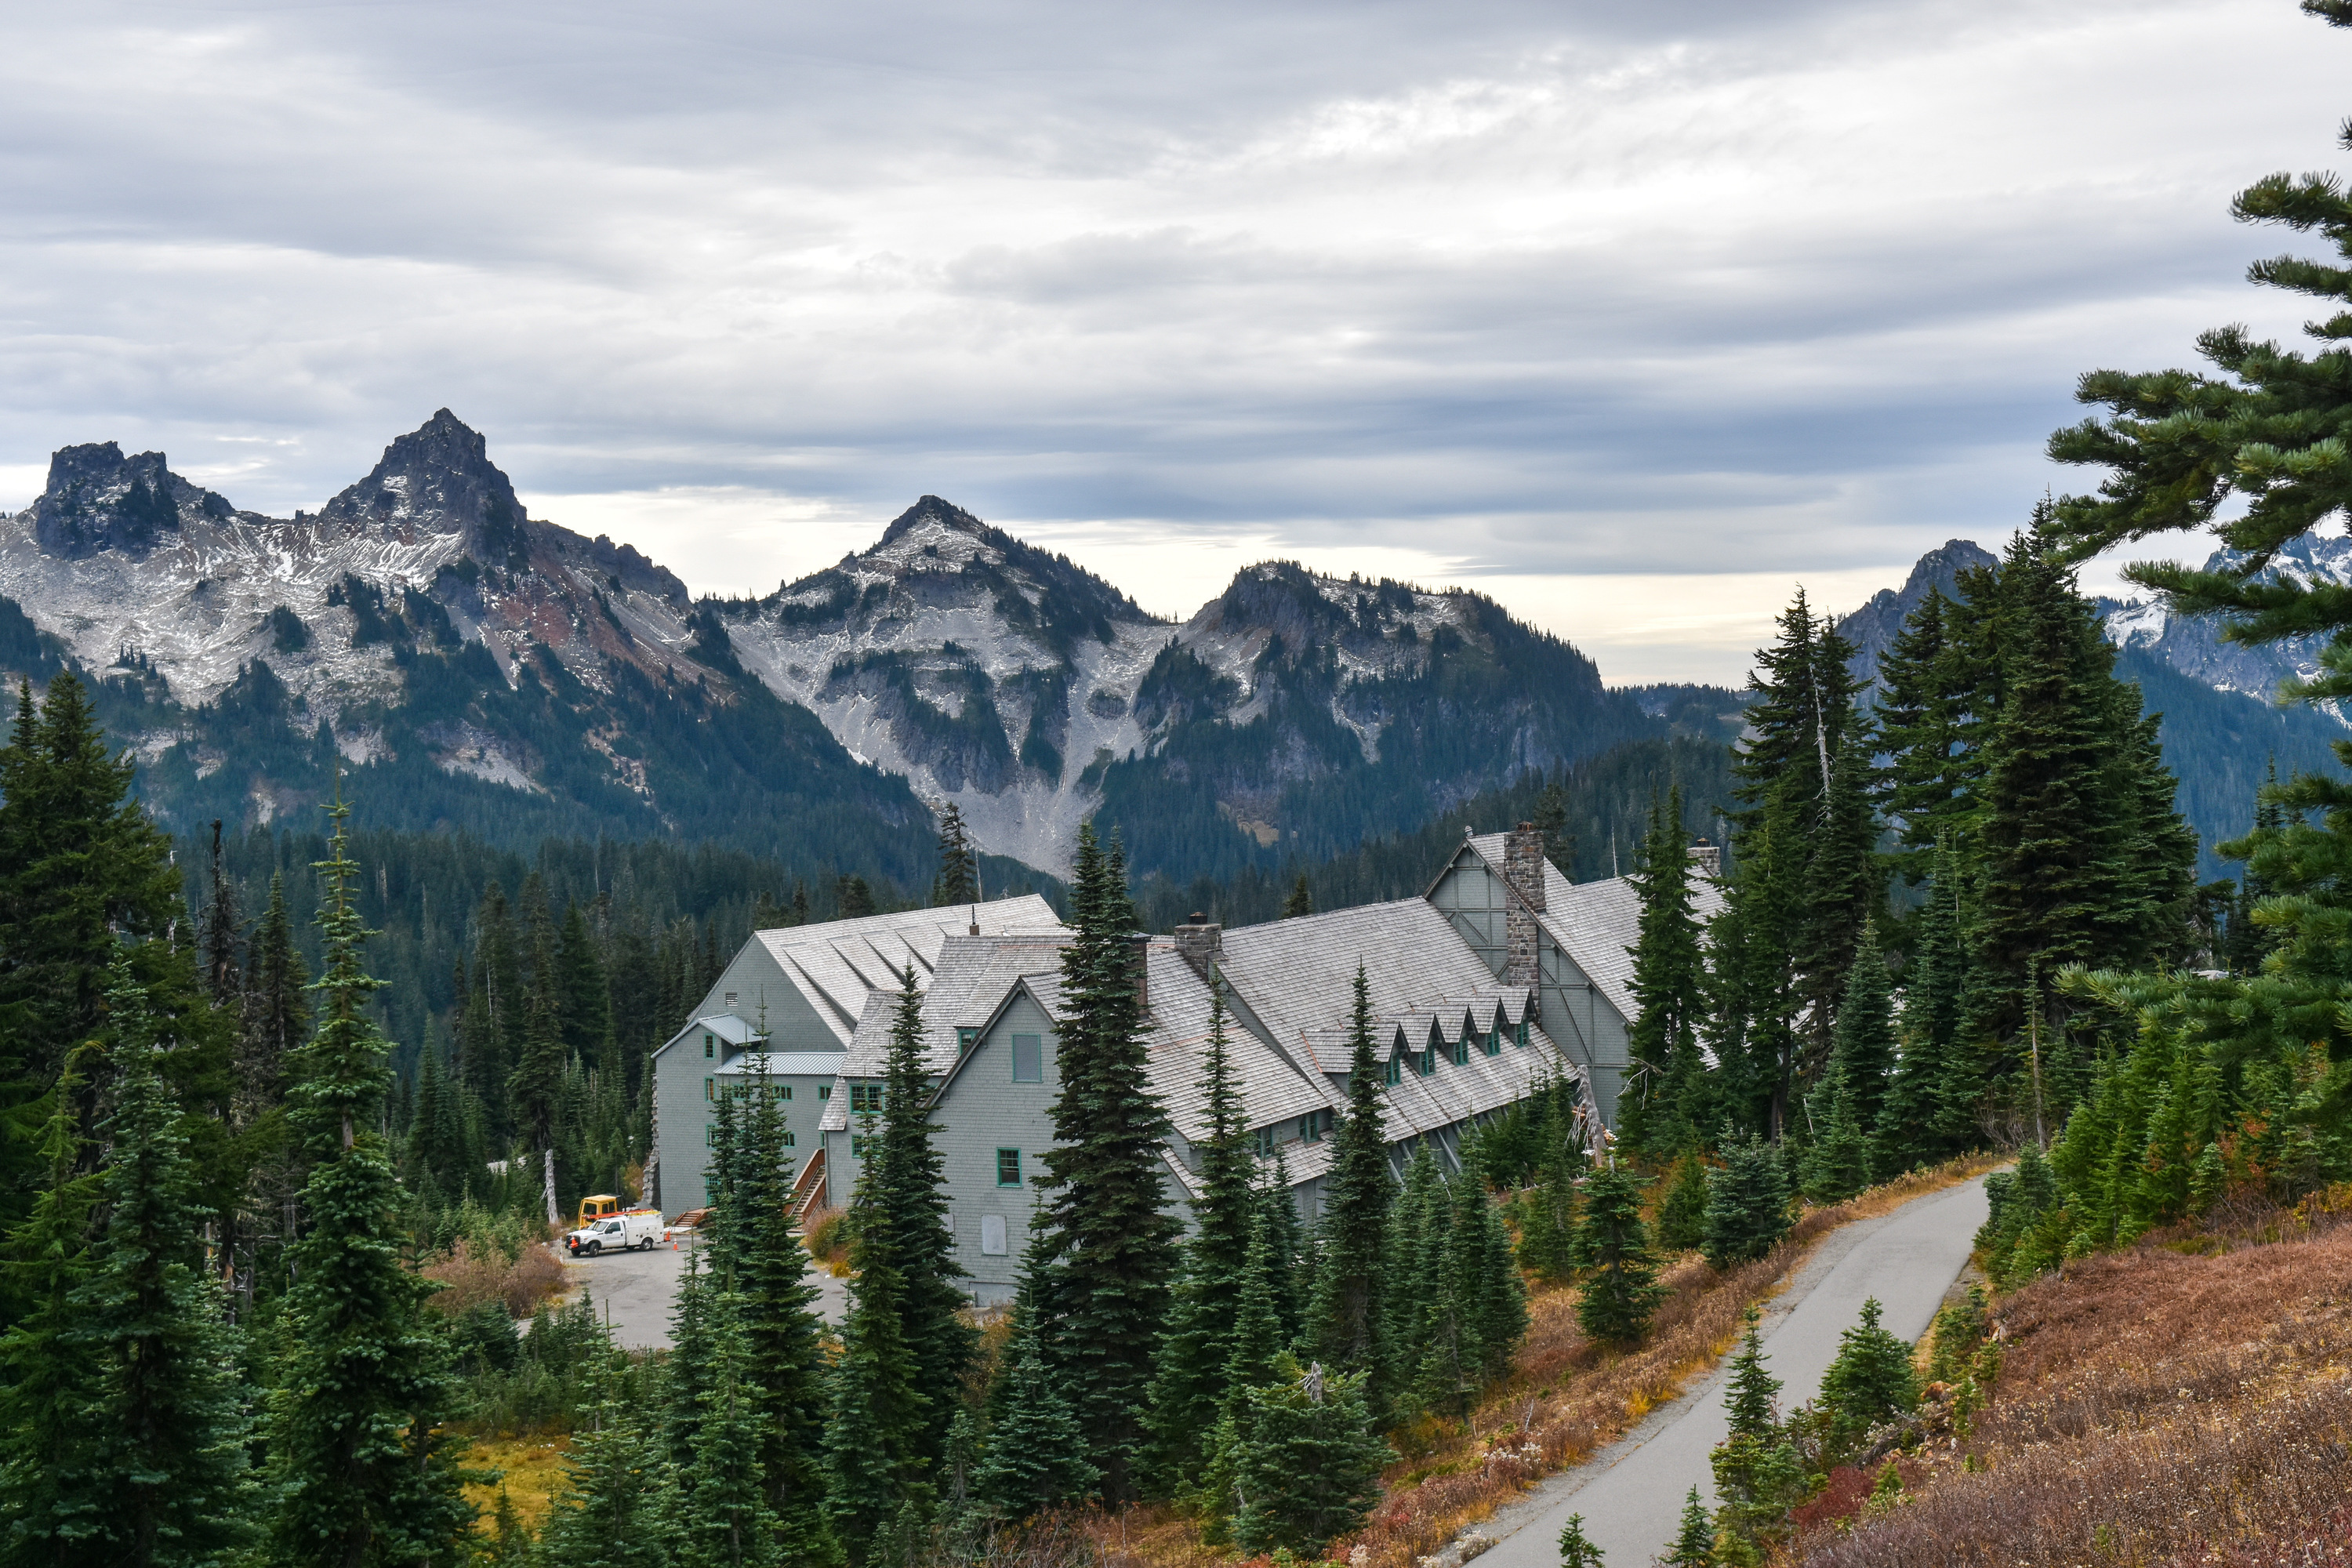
[1485,1026,1502,1057]
[1515,1018,1530,1047]
[1384,1053,1403,1087]
[957,1027,980,1054]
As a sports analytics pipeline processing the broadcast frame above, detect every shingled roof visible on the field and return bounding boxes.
[750,895,1065,1044]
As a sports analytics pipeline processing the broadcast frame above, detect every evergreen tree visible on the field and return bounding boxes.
[1655,1152,1711,1254]
[1514,1129,1581,1282]
[263,799,476,1568]
[238,871,309,1127]
[1229,1360,1392,1557]
[1619,789,1711,1156]
[1454,1149,1527,1377]
[824,1129,931,1564]
[0,673,187,1096]
[734,1058,837,1560]
[1876,837,1975,1172]
[1663,1487,1715,1566]
[1254,1150,1306,1342]
[971,1315,1096,1519]
[1308,964,1396,1413]
[837,876,877,920]
[932,804,978,906]
[1145,980,1255,1485]
[67,966,252,1566]
[1282,873,1314,919]
[557,901,615,1067]
[1571,1160,1665,1345]
[1532,775,1577,877]
[1555,1515,1605,1568]
[1801,920,1896,1203]
[515,985,564,1225]
[1710,1312,1804,1559]
[680,1293,780,1568]
[1700,1134,1791,1271]
[1872,586,1969,887]
[869,967,976,1469]
[539,1350,676,1568]
[1036,822,1178,1501]
[198,819,241,1007]
[0,1051,104,1566]
[1817,1297,1921,1456]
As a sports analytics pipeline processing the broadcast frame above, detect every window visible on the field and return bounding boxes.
[1253,1126,1277,1156]
[956,1027,980,1054]
[704,1175,719,1203]
[777,1084,792,1101]
[703,1033,714,1059]
[724,991,737,1009]
[851,1084,884,1114]
[1011,1033,1043,1083]
[1298,1109,1330,1142]
[981,1214,1009,1255]
[1515,1018,1530,1047]
[1418,1048,1436,1076]
[851,1134,872,1158]
[818,1084,832,1100]
[782,1130,796,1147]
[1485,1027,1502,1057]
[1450,1033,1469,1066]
[996,1148,1022,1187]
[704,1077,714,1102]
[706,1125,718,1146]
[1384,1054,1402,1086]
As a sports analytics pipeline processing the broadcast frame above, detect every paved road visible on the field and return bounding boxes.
[1479,1175,1992,1568]
[552,1239,850,1351]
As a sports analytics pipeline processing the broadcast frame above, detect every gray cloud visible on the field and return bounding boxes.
[0,0,2339,679]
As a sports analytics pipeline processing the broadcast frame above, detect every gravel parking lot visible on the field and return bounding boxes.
[554,1236,849,1350]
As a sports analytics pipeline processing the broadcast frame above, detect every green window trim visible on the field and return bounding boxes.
[703,1077,714,1102]
[996,1148,1022,1187]
[1484,1027,1502,1056]
[703,1033,715,1059]
[818,1084,832,1100]
[851,1134,872,1157]
[1417,1048,1436,1076]
[956,1027,980,1053]
[1515,1018,1530,1047]
[1450,1033,1469,1066]
[1384,1054,1402,1086]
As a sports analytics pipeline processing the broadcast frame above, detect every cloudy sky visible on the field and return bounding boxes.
[0,0,2341,682]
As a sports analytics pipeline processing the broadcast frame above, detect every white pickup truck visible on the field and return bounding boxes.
[562,1209,663,1257]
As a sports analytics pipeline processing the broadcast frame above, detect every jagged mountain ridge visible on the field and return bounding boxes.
[0,413,936,880]
[720,500,1657,877]
[1,414,1660,883]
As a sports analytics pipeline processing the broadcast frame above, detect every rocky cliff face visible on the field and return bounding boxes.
[723,510,1653,877]
[0,413,929,874]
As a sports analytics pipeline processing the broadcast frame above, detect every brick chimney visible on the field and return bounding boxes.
[1503,822,1547,987]
[1687,839,1722,880]
[1173,913,1222,980]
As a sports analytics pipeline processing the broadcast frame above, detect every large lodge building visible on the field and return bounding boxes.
[650,824,1721,1303]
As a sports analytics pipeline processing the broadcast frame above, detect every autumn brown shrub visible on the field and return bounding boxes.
[423,1237,566,1319]
[1796,1225,2352,1567]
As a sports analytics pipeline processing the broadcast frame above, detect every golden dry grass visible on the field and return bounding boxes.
[1094,1153,2003,1568]
[1795,1183,2352,1567]
[462,1432,573,1531]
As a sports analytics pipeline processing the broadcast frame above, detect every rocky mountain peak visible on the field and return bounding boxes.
[316,408,529,564]
[29,441,238,559]
[1842,537,1998,689]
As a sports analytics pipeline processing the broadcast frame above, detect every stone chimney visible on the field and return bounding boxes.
[1173,913,1222,980]
[1128,933,1152,1015]
[1687,840,1722,880]
[1503,822,1547,987]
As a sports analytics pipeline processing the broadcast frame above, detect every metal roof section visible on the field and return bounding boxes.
[651,1010,762,1062]
[749,894,1065,1046]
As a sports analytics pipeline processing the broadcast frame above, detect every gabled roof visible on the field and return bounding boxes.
[747,895,1066,1045]
[652,1010,761,1062]
[1458,833,1728,1022]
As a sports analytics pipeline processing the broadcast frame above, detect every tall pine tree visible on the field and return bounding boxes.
[1308,964,1396,1414]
